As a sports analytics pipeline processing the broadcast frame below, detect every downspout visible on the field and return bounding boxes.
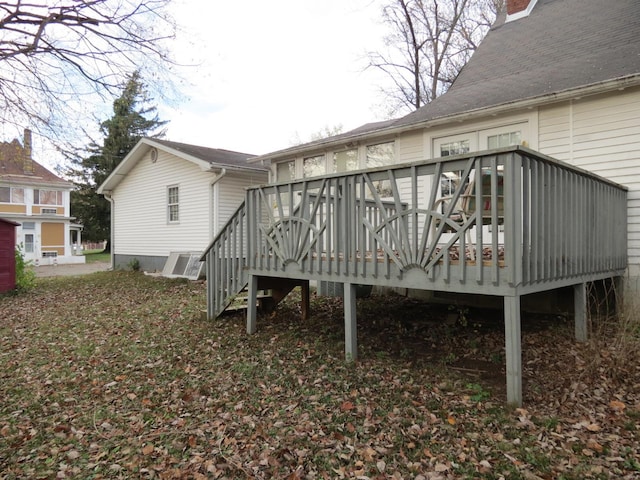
[209,168,227,239]
[104,192,115,271]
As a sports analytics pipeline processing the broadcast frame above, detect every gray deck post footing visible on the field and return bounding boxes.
[574,282,588,342]
[344,282,357,362]
[504,295,522,407]
[247,274,258,334]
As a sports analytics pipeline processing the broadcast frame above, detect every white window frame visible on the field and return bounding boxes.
[34,189,62,205]
[24,234,34,253]
[0,186,25,204]
[479,122,527,150]
[303,154,326,178]
[167,185,179,223]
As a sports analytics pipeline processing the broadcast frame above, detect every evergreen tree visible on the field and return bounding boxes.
[68,72,167,249]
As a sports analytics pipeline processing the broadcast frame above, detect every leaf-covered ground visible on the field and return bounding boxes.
[0,272,638,479]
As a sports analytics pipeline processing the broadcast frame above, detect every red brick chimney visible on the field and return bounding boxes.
[507,0,531,15]
[23,128,33,174]
[506,0,537,20]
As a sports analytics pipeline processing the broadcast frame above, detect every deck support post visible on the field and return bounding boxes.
[504,295,522,407]
[344,282,357,362]
[574,282,588,342]
[247,274,258,334]
[301,280,310,320]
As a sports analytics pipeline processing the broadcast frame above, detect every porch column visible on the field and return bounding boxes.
[247,274,258,334]
[344,282,357,362]
[504,295,522,407]
[574,282,587,342]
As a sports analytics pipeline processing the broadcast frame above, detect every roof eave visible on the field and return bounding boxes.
[254,74,640,163]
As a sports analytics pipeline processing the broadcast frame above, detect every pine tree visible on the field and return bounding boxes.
[68,72,167,249]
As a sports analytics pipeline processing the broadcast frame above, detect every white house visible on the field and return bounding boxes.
[98,138,268,273]
[254,0,640,291]
[201,0,635,405]
[0,129,85,265]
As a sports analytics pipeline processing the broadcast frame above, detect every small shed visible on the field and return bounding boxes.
[0,218,20,293]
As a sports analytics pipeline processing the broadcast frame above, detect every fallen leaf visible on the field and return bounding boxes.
[340,401,355,412]
[142,444,154,455]
[610,400,626,412]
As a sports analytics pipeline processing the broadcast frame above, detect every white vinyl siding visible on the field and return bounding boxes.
[112,149,214,257]
[397,131,424,163]
[539,87,640,273]
[216,172,267,235]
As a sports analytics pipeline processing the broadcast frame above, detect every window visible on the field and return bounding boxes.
[440,139,471,157]
[41,208,57,215]
[303,155,325,178]
[366,142,395,197]
[162,252,205,280]
[276,161,296,182]
[366,142,394,169]
[332,149,358,173]
[167,186,179,223]
[34,189,62,205]
[22,222,35,230]
[487,131,521,149]
[24,234,34,253]
[0,186,25,203]
[42,251,57,258]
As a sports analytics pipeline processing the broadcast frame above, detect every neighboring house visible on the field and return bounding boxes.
[255,0,640,291]
[97,138,268,273]
[0,129,85,265]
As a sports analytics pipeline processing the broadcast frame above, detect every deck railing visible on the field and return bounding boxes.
[203,201,248,319]
[203,146,627,318]
[244,147,627,295]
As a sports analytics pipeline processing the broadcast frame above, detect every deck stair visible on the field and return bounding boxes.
[221,277,308,315]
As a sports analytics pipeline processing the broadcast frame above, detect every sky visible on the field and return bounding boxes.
[158,0,390,156]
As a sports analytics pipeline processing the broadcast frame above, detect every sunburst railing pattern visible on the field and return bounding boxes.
[203,147,627,317]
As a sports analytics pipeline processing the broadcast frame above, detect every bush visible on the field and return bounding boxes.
[127,257,140,272]
[15,244,36,292]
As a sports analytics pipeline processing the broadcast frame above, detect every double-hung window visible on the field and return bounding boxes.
[167,186,179,223]
[0,186,25,203]
[366,142,395,198]
[34,189,62,205]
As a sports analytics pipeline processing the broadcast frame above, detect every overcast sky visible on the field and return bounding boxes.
[159,0,390,156]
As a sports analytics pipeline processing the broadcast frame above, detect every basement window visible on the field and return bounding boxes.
[162,252,204,280]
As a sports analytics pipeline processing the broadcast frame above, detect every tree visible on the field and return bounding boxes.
[368,0,502,115]
[67,71,167,247]
[0,0,175,145]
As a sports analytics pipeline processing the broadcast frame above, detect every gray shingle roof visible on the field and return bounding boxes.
[396,0,640,127]
[152,139,265,170]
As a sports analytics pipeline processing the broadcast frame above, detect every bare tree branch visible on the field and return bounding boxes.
[0,0,177,147]
[367,0,503,116]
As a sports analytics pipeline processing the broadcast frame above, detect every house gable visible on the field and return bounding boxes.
[98,138,263,194]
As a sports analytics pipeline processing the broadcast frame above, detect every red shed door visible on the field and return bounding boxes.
[0,221,17,292]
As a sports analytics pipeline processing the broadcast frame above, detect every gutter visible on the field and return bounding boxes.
[209,168,226,239]
[103,192,115,271]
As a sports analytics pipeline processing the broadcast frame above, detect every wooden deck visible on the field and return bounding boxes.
[202,146,628,406]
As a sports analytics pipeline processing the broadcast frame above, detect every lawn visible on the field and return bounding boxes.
[83,250,111,264]
[0,272,638,479]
